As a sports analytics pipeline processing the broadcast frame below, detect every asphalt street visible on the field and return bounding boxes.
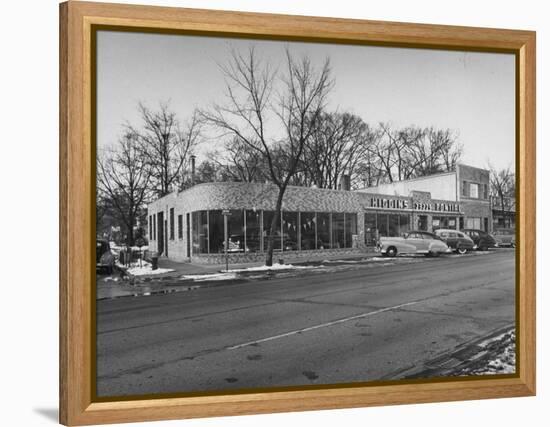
[96,249,515,397]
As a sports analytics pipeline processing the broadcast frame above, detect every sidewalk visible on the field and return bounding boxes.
[96,249,378,300]
[156,249,379,277]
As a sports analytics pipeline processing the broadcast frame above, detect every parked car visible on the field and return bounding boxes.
[492,228,516,247]
[434,229,475,254]
[379,230,451,257]
[462,229,497,251]
[96,239,115,274]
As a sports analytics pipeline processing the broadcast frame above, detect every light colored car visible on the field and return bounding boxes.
[378,231,451,257]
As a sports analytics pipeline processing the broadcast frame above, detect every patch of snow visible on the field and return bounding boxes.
[460,329,516,376]
[180,272,238,281]
[125,262,174,276]
[322,259,364,264]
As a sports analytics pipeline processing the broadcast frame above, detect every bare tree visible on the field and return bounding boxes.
[206,137,266,183]
[368,122,402,183]
[431,128,463,171]
[130,102,201,197]
[201,47,333,265]
[97,131,152,246]
[364,124,462,184]
[489,165,515,228]
[296,111,376,189]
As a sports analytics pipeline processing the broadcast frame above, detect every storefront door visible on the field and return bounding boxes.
[418,215,428,231]
[157,211,164,255]
[186,213,190,258]
[164,219,168,256]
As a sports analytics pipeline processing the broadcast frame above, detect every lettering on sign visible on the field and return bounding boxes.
[370,198,408,209]
[370,197,460,212]
[415,202,460,212]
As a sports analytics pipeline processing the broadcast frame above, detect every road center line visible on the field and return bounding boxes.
[226,301,419,350]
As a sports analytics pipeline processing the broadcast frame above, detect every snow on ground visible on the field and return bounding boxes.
[180,272,238,281]
[485,346,515,374]
[127,265,174,276]
[226,263,318,273]
[120,260,174,276]
[177,263,318,281]
[477,330,516,375]
[459,329,516,376]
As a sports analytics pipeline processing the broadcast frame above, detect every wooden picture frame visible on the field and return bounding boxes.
[59,1,536,425]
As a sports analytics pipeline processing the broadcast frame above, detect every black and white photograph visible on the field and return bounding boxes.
[95,30,517,398]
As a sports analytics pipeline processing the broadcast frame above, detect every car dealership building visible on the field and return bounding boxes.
[147,164,492,263]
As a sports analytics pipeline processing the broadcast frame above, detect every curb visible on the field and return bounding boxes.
[382,324,516,380]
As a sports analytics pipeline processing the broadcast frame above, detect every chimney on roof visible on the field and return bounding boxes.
[340,174,351,191]
[190,155,196,186]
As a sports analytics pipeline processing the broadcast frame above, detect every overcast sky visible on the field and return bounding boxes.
[96,30,516,171]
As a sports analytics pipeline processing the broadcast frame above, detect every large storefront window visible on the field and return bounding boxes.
[227,210,245,252]
[332,213,345,248]
[433,216,457,231]
[417,215,428,231]
[189,208,390,254]
[466,217,481,230]
[377,213,388,237]
[209,210,224,253]
[366,212,410,242]
[317,213,331,249]
[364,212,377,246]
[399,214,410,236]
[300,212,316,250]
[282,211,298,251]
[263,211,282,251]
[345,213,357,248]
[388,214,399,237]
[245,210,261,252]
[192,211,208,254]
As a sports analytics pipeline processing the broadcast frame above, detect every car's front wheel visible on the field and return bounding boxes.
[386,246,397,257]
[457,247,467,255]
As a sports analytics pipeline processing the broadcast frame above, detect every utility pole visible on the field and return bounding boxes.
[222,209,231,272]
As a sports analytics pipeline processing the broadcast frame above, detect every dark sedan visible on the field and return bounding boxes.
[434,229,475,254]
[462,229,497,251]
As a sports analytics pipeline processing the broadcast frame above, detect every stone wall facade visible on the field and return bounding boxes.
[190,248,364,265]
